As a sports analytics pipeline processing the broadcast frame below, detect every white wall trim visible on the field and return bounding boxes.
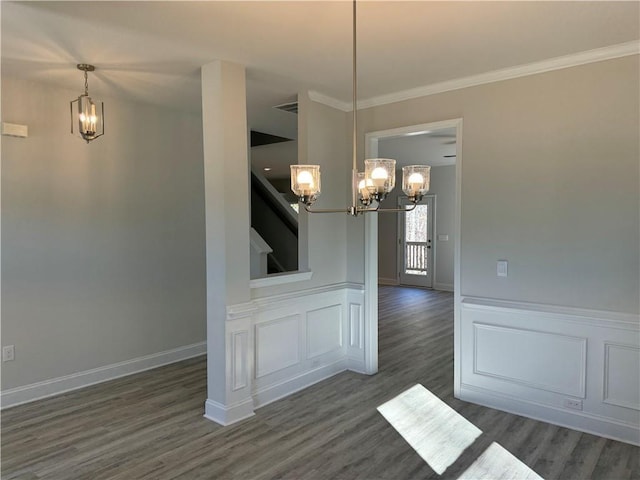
[255,315,301,378]
[310,42,640,112]
[227,301,259,321]
[252,282,363,309]
[460,383,640,446]
[253,358,347,408]
[472,323,588,398]
[462,296,640,328]
[249,270,313,289]
[458,298,640,446]
[1,342,206,410]
[308,90,351,112]
[603,342,640,411]
[246,285,363,418]
[204,397,255,426]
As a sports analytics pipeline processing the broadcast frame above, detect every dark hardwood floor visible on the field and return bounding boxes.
[2,286,638,479]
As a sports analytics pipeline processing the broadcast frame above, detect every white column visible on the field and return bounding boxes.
[201,60,254,425]
[363,212,379,374]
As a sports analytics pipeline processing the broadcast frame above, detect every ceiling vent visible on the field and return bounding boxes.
[274,101,298,115]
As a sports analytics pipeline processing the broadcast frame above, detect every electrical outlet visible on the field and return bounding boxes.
[2,345,15,362]
[564,398,583,410]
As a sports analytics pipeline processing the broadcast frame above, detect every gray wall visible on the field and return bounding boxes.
[1,77,206,390]
[376,164,456,289]
[356,56,639,313]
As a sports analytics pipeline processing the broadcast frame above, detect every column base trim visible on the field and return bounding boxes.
[204,397,255,426]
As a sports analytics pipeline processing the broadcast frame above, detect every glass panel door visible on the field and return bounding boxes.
[398,196,433,288]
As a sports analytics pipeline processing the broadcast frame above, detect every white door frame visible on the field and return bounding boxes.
[363,118,463,379]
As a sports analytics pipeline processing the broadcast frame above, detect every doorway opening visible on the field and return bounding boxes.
[362,119,462,375]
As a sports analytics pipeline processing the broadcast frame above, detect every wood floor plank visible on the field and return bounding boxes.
[2,286,638,479]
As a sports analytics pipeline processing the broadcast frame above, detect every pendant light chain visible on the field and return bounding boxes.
[84,69,89,96]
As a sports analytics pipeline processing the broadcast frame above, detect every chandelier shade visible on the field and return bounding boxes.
[356,172,374,206]
[290,165,321,206]
[402,165,431,202]
[364,158,396,202]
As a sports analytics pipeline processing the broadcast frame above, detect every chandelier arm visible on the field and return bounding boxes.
[373,204,419,214]
[303,205,352,214]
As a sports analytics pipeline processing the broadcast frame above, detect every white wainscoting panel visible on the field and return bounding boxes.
[603,343,640,411]
[473,324,586,398]
[349,303,363,349]
[255,315,300,378]
[307,304,343,359]
[458,297,640,445]
[346,287,366,373]
[231,331,249,391]
[250,283,364,408]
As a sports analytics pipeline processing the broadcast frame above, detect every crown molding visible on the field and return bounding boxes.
[309,41,640,112]
[308,90,351,112]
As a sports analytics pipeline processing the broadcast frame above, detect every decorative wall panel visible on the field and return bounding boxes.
[231,331,248,391]
[473,323,586,397]
[255,315,300,378]
[307,304,342,359]
[604,343,640,411]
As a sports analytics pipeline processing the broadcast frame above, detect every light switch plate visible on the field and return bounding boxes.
[497,260,508,277]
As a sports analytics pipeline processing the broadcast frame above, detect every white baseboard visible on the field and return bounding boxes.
[253,359,347,409]
[1,342,207,410]
[347,357,367,374]
[378,277,398,286]
[460,384,640,446]
[434,282,454,292]
[204,397,255,426]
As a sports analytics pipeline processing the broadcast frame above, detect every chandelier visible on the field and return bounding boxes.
[290,1,430,216]
[70,64,104,143]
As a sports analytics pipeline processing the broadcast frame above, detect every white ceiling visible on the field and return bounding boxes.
[2,1,639,139]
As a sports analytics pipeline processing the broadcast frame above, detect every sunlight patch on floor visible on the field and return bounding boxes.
[458,442,542,479]
[377,384,482,474]
[378,384,543,479]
